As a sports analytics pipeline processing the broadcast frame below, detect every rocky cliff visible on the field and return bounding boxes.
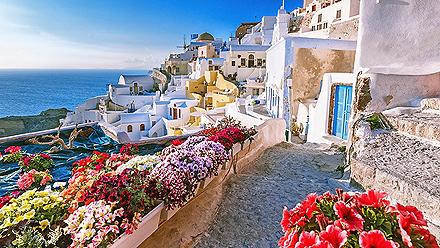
[0,108,69,138]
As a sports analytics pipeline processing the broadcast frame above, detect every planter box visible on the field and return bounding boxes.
[110,202,164,248]
[232,143,241,156]
[160,205,181,222]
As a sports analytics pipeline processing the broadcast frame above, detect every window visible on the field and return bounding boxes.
[262,59,266,66]
[127,125,133,133]
[241,58,246,66]
[232,61,236,66]
[214,66,219,70]
[257,58,263,67]
[237,55,241,58]
[152,120,156,126]
[312,26,316,31]
[312,5,316,11]
[140,124,145,131]
[209,66,214,71]
[323,23,328,29]
[248,54,255,67]
[208,60,213,64]
[178,109,182,118]
[169,108,172,116]
[318,14,322,23]
[175,67,180,73]
[336,10,342,19]
[317,24,322,30]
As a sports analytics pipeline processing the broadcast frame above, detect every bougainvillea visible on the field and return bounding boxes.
[278,189,439,248]
[17,169,52,191]
[18,153,54,172]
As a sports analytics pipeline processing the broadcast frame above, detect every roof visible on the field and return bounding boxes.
[229,44,271,52]
[197,32,215,42]
[119,75,154,85]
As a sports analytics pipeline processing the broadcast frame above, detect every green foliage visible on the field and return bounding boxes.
[361,206,399,241]
[10,227,46,248]
[366,114,383,130]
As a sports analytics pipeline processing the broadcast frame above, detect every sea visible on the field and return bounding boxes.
[0,69,148,118]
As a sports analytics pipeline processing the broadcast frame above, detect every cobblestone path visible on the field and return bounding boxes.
[194,142,352,248]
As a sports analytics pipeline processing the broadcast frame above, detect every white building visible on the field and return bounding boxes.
[189,57,225,79]
[265,36,356,137]
[221,44,269,83]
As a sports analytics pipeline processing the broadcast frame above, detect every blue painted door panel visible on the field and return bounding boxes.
[332,85,353,140]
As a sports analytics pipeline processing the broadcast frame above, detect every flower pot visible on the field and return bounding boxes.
[221,161,227,170]
[110,202,164,248]
[232,143,241,156]
[160,205,181,222]
[241,139,251,151]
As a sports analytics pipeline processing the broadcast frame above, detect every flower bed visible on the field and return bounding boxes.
[0,117,257,247]
[278,189,439,248]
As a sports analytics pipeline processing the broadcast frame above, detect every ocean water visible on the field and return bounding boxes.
[0,69,148,118]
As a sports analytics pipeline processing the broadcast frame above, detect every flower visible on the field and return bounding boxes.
[17,170,53,191]
[18,154,54,172]
[5,146,21,154]
[359,230,398,248]
[171,139,185,146]
[64,200,124,248]
[356,189,390,208]
[119,144,139,155]
[319,225,347,248]
[296,231,319,248]
[334,201,364,231]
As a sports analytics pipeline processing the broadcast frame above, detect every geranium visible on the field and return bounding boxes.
[119,144,139,155]
[171,139,185,146]
[64,200,124,248]
[17,169,53,191]
[18,153,54,172]
[72,151,110,174]
[278,189,438,248]
[2,146,24,163]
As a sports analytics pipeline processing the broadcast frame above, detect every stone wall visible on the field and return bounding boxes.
[329,17,359,41]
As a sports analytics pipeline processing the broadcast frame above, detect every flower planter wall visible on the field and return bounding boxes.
[110,202,164,248]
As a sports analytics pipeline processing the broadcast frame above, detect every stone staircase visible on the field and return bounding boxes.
[350,98,440,235]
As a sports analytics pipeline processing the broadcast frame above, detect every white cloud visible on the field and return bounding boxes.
[0,2,168,69]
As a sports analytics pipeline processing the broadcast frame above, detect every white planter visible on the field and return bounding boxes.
[161,205,181,221]
[242,139,251,150]
[232,143,241,156]
[110,202,164,248]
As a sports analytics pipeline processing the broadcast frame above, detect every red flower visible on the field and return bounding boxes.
[297,193,318,218]
[5,146,21,154]
[412,227,440,248]
[39,153,51,159]
[396,203,427,227]
[334,201,364,231]
[359,230,398,248]
[279,230,299,248]
[319,225,347,248]
[171,139,185,146]
[356,189,390,208]
[295,231,319,248]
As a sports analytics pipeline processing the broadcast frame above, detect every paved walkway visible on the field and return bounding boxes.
[194,142,351,248]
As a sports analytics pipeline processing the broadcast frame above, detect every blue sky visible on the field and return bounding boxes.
[0,0,302,69]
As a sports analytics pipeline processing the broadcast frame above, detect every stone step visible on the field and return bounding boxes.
[422,98,440,111]
[383,110,440,142]
[351,131,440,227]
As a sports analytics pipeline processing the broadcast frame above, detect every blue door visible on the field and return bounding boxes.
[332,85,353,140]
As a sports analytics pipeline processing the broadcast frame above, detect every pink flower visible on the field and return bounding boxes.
[334,201,364,231]
[359,230,398,248]
[39,153,51,159]
[40,175,52,186]
[295,231,319,248]
[319,225,347,248]
[5,146,21,154]
[279,230,299,248]
[356,189,390,208]
[17,170,36,190]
